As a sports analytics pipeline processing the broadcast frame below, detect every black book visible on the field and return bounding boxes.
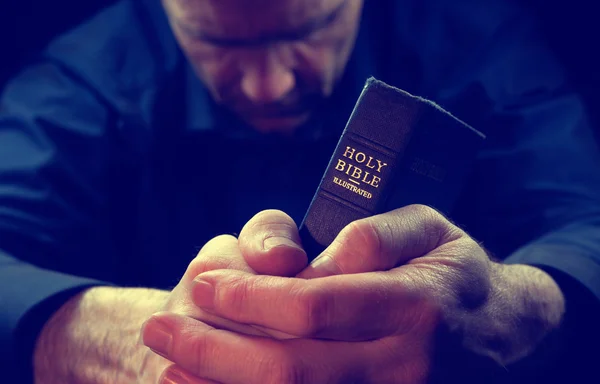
[299,77,485,261]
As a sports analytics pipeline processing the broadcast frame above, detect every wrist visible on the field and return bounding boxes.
[502,265,600,382]
[33,286,168,384]
[487,263,566,364]
[493,263,565,329]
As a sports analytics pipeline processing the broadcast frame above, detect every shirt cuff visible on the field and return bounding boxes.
[503,242,600,303]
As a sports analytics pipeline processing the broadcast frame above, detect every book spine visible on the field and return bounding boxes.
[298,130,409,260]
[299,78,484,261]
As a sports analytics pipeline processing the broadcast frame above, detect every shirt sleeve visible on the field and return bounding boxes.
[0,60,117,381]
[440,7,600,301]
[429,3,600,379]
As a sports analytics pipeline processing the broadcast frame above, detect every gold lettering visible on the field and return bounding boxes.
[335,159,346,171]
[359,171,381,187]
[371,175,381,188]
[375,160,388,173]
[365,156,378,169]
[331,175,372,199]
[361,171,371,183]
[351,167,362,179]
[354,152,366,164]
[343,146,356,159]
[345,164,354,176]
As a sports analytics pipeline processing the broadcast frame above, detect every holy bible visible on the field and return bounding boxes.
[299,77,485,261]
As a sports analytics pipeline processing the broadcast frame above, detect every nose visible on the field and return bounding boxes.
[240,47,295,104]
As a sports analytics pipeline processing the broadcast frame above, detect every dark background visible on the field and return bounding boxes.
[0,0,599,139]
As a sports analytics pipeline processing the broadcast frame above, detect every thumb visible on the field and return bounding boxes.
[297,204,464,279]
[238,210,308,277]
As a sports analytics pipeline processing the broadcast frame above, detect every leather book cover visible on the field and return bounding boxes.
[299,77,485,261]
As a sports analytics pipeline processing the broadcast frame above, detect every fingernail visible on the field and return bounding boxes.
[192,277,215,310]
[143,317,173,358]
[263,236,302,252]
[161,369,189,384]
[310,255,341,276]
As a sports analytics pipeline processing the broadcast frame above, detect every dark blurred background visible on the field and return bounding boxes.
[0,0,115,88]
[1,0,598,139]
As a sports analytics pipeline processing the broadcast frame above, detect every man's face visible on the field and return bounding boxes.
[162,0,364,133]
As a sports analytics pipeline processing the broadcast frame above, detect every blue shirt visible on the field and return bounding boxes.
[1,0,600,380]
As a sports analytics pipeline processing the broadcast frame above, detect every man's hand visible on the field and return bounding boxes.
[140,210,309,382]
[148,205,566,383]
[33,210,308,384]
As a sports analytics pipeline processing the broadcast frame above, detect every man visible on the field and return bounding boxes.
[1,0,599,382]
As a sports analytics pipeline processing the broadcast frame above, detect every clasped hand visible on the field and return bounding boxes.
[140,205,564,383]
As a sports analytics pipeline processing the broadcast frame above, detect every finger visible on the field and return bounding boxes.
[297,204,465,279]
[184,235,254,280]
[238,209,308,277]
[180,233,297,340]
[176,235,275,338]
[192,269,435,341]
[144,312,366,384]
[160,364,222,384]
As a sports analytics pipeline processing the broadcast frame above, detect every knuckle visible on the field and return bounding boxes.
[220,274,253,313]
[406,204,446,225]
[343,219,382,257]
[403,204,444,226]
[262,349,306,384]
[187,257,217,277]
[188,328,218,374]
[403,204,463,247]
[294,285,332,337]
[187,235,238,275]
[405,203,439,216]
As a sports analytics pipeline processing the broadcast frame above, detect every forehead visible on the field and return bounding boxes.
[170,0,345,37]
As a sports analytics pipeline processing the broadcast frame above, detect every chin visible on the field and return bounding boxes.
[245,113,311,134]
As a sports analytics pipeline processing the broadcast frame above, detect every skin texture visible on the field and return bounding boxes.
[141,207,566,383]
[33,211,308,383]
[161,0,364,133]
[34,286,170,384]
[33,207,564,383]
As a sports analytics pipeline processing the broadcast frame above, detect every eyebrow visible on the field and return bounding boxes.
[175,0,350,48]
